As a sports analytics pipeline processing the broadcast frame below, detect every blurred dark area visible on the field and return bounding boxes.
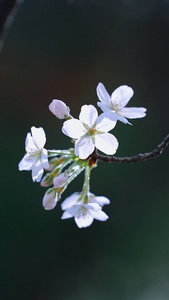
[0,1,169,299]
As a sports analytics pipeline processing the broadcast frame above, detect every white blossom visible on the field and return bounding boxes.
[61,202,109,228]
[18,126,49,182]
[62,105,118,159]
[61,192,110,228]
[97,82,147,124]
[49,99,70,119]
[43,189,58,210]
[53,173,68,188]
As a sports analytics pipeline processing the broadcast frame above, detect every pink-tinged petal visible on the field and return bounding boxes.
[79,105,98,126]
[96,112,117,132]
[53,173,68,188]
[111,85,134,107]
[43,189,58,210]
[75,136,94,159]
[97,102,110,112]
[18,155,33,171]
[90,196,110,206]
[61,192,81,210]
[25,132,37,151]
[32,164,44,182]
[96,82,111,105]
[62,119,86,139]
[121,107,147,119]
[61,205,80,219]
[31,126,46,149]
[95,133,118,155]
[41,148,49,169]
[49,99,69,119]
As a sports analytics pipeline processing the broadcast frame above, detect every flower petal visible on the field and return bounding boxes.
[90,195,110,206]
[61,192,81,210]
[96,82,111,105]
[111,85,134,107]
[75,207,94,228]
[94,133,118,155]
[18,155,34,171]
[96,112,117,132]
[90,209,109,221]
[25,132,37,151]
[31,126,46,149]
[121,107,147,119]
[41,148,49,169]
[79,105,98,126]
[32,163,44,182]
[62,119,86,139]
[97,102,110,112]
[75,136,94,159]
[61,205,80,219]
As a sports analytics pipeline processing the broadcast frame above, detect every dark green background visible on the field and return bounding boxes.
[1,0,169,299]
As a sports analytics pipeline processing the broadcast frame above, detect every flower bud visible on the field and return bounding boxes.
[42,189,58,210]
[49,99,70,119]
[53,173,68,188]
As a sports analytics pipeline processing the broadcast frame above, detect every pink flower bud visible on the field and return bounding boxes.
[49,99,69,119]
[53,173,68,188]
[42,189,58,210]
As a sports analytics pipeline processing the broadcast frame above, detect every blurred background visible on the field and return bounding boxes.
[0,0,169,299]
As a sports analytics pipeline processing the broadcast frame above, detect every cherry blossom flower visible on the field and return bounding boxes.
[61,202,109,228]
[61,192,110,210]
[42,189,58,210]
[49,99,70,119]
[96,82,147,124]
[62,105,118,159]
[18,126,49,182]
[61,192,110,228]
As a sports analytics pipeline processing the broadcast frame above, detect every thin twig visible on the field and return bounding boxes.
[91,134,169,163]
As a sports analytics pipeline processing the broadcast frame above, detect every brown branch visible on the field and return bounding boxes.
[91,134,169,163]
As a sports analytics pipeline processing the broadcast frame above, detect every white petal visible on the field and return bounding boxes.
[31,126,46,149]
[95,133,118,155]
[79,105,98,126]
[25,132,37,151]
[49,99,69,119]
[75,207,94,228]
[90,195,110,206]
[18,155,33,171]
[97,102,110,112]
[111,85,134,107]
[96,82,111,105]
[32,163,44,182]
[121,107,147,119]
[62,119,86,139]
[90,209,109,221]
[41,148,49,169]
[61,205,80,219]
[61,192,81,210]
[96,112,117,132]
[75,136,94,159]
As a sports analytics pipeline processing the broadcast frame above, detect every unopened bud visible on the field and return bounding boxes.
[49,99,70,119]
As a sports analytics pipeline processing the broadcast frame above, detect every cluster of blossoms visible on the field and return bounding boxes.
[18,83,146,228]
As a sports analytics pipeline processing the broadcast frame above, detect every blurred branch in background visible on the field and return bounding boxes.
[0,0,23,51]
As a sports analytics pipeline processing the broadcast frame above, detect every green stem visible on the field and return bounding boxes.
[82,164,91,204]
